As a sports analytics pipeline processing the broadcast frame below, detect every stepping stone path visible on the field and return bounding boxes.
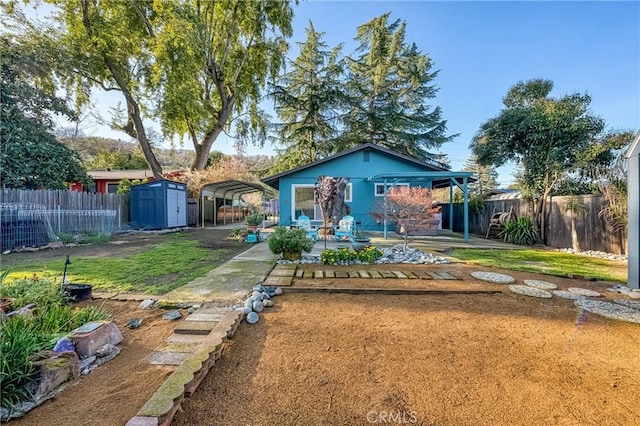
[294,269,460,280]
[612,299,640,310]
[568,287,601,297]
[523,279,558,290]
[552,290,585,300]
[470,271,515,284]
[147,306,231,366]
[508,285,552,298]
[574,299,640,324]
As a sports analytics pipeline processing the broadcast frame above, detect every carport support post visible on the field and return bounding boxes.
[463,177,469,242]
[383,178,388,239]
[449,180,453,232]
[213,197,217,227]
[201,193,205,228]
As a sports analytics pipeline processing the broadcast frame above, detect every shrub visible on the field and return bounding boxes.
[244,212,263,226]
[267,227,314,256]
[320,246,383,265]
[500,217,538,246]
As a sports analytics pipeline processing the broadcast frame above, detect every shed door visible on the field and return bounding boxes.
[167,185,187,227]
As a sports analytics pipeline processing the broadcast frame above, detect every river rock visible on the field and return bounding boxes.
[246,312,259,324]
[252,300,264,312]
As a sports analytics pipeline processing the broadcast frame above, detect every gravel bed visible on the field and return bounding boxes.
[554,248,627,262]
[280,245,451,265]
[574,299,640,324]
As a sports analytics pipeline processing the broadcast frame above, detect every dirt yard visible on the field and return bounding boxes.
[174,290,640,426]
[4,230,639,425]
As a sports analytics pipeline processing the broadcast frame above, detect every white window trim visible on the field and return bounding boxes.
[291,184,317,221]
[374,182,409,197]
[344,183,353,202]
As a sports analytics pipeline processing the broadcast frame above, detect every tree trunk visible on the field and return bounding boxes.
[570,212,581,252]
[191,95,236,170]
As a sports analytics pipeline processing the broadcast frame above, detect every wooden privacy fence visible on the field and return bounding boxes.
[0,189,130,230]
[442,195,628,255]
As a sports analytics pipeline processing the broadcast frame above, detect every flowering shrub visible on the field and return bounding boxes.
[320,246,383,265]
[357,246,384,263]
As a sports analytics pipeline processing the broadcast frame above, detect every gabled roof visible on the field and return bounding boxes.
[261,143,449,189]
[626,130,640,159]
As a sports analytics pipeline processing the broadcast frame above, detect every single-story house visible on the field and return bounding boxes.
[70,169,183,193]
[261,143,474,240]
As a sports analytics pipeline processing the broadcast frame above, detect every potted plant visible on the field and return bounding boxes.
[267,227,314,260]
[351,224,371,251]
[244,212,263,231]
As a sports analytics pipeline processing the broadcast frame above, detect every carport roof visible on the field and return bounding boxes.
[200,179,277,199]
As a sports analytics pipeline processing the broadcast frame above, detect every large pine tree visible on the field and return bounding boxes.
[463,154,499,196]
[269,21,345,173]
[341,13,455,160]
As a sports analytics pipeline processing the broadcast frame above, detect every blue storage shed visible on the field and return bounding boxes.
[130,179,188,229]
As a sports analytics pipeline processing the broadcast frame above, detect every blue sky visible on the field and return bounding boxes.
[75,1,640,186]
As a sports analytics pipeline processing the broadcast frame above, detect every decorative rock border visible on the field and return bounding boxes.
[470,271,516,284]
[574,299,640,324]
[126,310,242,426]
[523,279,558,290]
[508,285,552,298]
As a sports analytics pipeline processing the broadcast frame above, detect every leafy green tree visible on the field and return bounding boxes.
[341,13,455,160]
[6,0,294,177]
[269,21,345,170]
[0,37,88,189]
[470,79,605,241]
[86,149,149,170]
[462,154,498,196]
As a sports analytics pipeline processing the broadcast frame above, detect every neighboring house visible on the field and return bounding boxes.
[262,143,474,239]
[71,169,183,193]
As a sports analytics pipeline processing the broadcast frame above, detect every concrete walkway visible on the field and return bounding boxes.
[159,241,278,305]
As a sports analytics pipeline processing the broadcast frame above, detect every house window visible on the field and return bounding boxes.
[107,183,119,194]
[344,183,352,202]
[374,183,409,197]
[292,185,321,221]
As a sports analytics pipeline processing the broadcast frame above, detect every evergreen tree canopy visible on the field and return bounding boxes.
[341,13,455,160]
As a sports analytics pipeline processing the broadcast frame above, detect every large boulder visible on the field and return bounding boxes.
[70,321,123,358]
[30,350,80,399]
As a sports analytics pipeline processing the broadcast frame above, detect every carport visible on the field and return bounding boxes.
[199,180,277,228]
[366,171,475,241]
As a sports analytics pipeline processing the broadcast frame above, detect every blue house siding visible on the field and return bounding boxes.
[275,148,441,229]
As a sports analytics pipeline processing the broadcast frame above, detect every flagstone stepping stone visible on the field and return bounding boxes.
[568,287,601,297]
[574,299,640,324]
[523,279,558,290]
[612,299,640,310]
[508,285,552,298]
[552,290,585,300]
[470,271,516,284]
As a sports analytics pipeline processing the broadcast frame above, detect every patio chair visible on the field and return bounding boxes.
[297,215,318,241]
[333,215,355,241]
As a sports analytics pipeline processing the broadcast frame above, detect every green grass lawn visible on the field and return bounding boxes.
[448,248,627,283]
[3,240,230,295]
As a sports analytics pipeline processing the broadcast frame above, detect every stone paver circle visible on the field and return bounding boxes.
[574,299,640,324]
[552,290,585,300]
[523,279,558,290]
[568,287,601,297]
[508,285,553,298]
[470,271,516,284]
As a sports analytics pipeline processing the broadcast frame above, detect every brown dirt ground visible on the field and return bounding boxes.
[5,232,638,425]
[173,276,640,426]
